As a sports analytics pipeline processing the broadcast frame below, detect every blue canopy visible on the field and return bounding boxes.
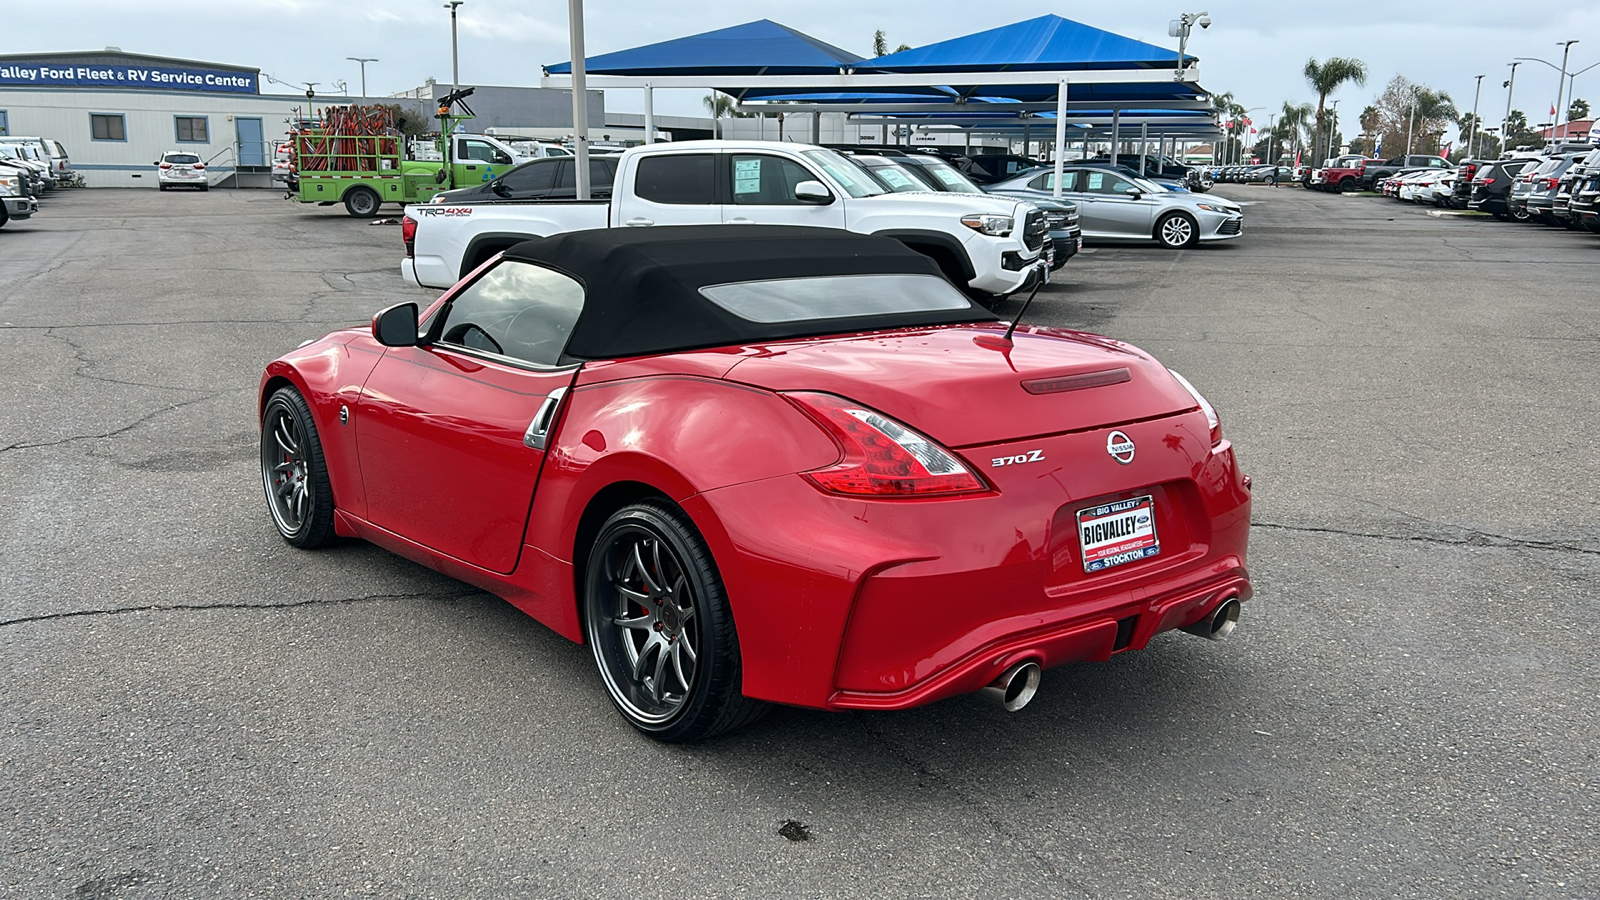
[863,15,1184,73]
[546,19,862,76]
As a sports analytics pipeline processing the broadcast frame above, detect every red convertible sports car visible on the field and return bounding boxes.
[260,226,1252,742]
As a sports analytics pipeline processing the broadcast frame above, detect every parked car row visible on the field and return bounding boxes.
[0,135,72,229]
[409,141,1242,307]
[1204,164,1293,185]
[1364,146,1600,233]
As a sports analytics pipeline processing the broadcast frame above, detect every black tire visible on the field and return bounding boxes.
[1492,211,1509,221]
[583,501,766,743]
[0,204,8,230]
[343,186,381,218]
[260,386,337,548]
[158,184,168,192]
[1155,211,1199,249]
[1338,177,1356,193]
[1510,203,1531,222]
[200,184,210,193]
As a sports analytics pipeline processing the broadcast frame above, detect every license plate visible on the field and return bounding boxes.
[1077,495,1160,573]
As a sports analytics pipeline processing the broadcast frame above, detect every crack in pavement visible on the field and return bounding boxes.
[0,389,242,454]
[42,326,216,394]
[1251,520,1600,557]
[0,590,484,629]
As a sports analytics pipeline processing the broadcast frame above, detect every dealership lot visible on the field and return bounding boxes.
[1,189,1596,897]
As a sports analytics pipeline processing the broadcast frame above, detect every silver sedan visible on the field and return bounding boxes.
[987,166,1243,249]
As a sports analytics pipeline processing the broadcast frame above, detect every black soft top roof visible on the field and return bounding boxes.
[501,225,997,360]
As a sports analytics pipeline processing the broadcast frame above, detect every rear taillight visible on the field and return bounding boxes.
[1167,370,1222,446]
[193,164,204,170]
[401,216,417,257]
[159,163,172,169]
[1544,178,1559,189]
[783,391,986,497]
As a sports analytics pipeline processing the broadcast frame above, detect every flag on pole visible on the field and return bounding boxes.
[1439,143,1451,159]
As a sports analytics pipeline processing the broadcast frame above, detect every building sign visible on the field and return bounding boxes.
[0,61,257,94]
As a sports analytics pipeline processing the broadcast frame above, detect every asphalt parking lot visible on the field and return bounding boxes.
[2,185,1596,899]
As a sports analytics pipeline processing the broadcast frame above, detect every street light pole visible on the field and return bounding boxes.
[347,57,377,99]
[1468,74,1483,159]
[1503,61,1520,148]
[1554,40,1578,145]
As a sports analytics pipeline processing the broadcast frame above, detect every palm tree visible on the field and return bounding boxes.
[1406,87,1456,153]
[1304,57,1368,161]
[1279,101,1314,161]
[872,30,911,56]
[702,91,750,138]
[1569,98,1591,120]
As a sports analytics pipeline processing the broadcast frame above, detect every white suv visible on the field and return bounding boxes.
[156,151,209,192]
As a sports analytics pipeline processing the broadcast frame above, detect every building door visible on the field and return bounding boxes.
[235,118,265,167]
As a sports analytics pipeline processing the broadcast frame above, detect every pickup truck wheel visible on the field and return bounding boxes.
[1338,177,1356,193]
[584,501,767,743]
[1155,212,1199,249]
[344,186,381,218]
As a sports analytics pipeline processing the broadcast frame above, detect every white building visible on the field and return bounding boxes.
[0,50,368,188]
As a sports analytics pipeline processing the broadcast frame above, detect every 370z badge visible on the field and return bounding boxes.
[992,449,1044,467]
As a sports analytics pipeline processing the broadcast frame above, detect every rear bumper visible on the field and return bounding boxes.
[691,410,1253,711]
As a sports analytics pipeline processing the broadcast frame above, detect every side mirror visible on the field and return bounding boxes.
[794,180,834,204]
[1129,190,1144,200]
[372,302,419,347]
[491,180,511,197]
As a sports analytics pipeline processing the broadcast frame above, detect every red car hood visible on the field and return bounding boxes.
[722,324,1196,448]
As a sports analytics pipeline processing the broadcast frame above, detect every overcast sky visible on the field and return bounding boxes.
[6,1,1599,131]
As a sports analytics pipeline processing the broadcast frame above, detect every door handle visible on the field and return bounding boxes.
[624,217,654,227]
[523,387,569,451]
[728,217,755,224]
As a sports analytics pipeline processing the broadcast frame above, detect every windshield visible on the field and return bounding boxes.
[165,154,200,164]
[910,157,983,193]
[800,149,887,198]
[858,159,927,193]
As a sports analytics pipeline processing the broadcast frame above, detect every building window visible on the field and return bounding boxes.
[175,116,209,143]
[0,110,9,136]
[90,114,126,142]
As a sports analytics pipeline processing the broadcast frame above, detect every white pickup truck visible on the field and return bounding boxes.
[402,140,1051,298]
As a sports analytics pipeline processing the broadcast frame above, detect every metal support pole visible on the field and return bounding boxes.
[448,4,461,96]
[811,112,820,145]
[643,84,654,144]
[1139,122,1148,175]
[1052,80,1068,199]
[568,0,590,200]
[1405,102,1416,156]
[1023,120,1032,158]
[1110,108,1120,167]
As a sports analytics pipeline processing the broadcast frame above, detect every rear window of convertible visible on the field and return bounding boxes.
[699,274,970,324]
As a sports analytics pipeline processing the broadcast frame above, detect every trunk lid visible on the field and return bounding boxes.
[723,324,1196,448]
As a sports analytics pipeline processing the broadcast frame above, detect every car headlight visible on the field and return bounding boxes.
[960,213,1013,236]
[0,176,18,196]
[1193,203,1236,214]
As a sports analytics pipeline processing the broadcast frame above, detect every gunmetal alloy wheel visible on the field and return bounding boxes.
[584,502,766,742]
[260,387,336,548]
[1156,212,1198,249]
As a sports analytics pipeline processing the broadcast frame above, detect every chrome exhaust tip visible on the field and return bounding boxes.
[1182,597,1240,641]
[981,661,1041,712]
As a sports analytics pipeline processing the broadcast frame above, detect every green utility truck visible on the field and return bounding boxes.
[289,104,537,217]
